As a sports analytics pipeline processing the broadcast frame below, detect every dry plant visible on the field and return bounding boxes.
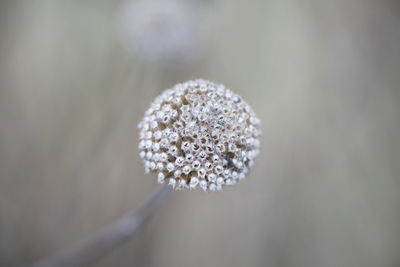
[32,79,261,266]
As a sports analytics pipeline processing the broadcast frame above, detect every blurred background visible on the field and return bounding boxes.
[0,0,399,266]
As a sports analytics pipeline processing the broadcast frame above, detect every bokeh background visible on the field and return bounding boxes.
[1,0,399,266]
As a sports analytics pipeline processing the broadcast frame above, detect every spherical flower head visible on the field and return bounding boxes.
[138,79,261,191]
[117,0,204,63]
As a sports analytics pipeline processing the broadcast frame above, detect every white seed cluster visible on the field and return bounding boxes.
[138,79,261,191]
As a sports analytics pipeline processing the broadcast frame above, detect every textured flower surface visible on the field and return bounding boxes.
[138,79,261,191]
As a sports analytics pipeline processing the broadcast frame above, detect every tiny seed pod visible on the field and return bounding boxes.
[182,165,191,175]
[185,154,194,162]
[192,160,201,169]
[174,169,182,178]
[198,168,206,178]
[157,172,165,183]
[166,163,175,172]
[198,151,207,160]
[156,162,164,170]
[175,157,185,166]
[189,177,199,189]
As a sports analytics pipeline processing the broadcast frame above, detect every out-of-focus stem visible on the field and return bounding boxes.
[33,184,172,267]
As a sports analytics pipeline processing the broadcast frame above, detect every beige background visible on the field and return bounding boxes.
[0,0,399,266]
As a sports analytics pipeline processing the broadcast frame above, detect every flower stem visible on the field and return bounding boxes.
[33,184,172,267]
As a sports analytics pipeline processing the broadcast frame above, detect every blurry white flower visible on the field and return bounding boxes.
[117,0,205,63]
[138,79,261,191]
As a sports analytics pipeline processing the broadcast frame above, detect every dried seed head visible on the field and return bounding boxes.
[138,79,261,191]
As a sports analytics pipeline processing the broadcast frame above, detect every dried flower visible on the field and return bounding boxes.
[138,79,261,191]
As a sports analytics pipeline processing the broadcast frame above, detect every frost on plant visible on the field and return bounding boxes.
[138,79,261,191]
